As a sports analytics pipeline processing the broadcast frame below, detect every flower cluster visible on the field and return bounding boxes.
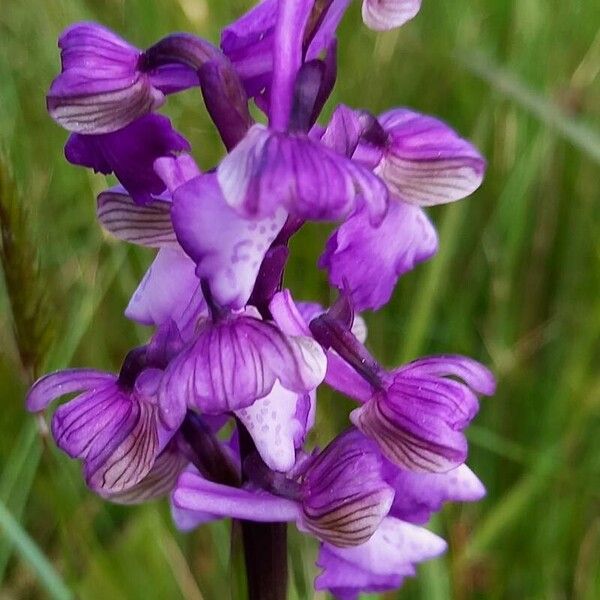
[27,1,495,597]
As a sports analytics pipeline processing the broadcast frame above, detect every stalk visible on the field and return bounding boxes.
[237,424,288,600]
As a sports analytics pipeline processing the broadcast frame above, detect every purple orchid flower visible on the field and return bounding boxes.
[171,426,483,597]
[25,344,185,496]
[32,1,496,597]
[217,1,390,224]
[46,23,199,134]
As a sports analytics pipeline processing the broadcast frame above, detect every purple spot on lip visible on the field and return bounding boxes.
[231,239,253,262]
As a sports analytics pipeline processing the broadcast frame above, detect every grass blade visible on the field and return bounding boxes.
[0,499,73,600]
[457,52,600,164]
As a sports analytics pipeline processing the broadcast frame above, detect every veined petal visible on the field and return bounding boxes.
[81,398,159,493]
[351,357,492,472]
[97,186,177,248]
[101,434,188,504]
[125,247,206,335]
[47,22,164,134]
[235,382,308,473]
[172,469,299,522]
[397,355,496,396]
[362,0,422,31]
[218,125,388,223]
[300,429,394,547]
[377,109,486,206]
[65,113,190,205]
[49,368,182,495]
[171,172,287,309]
[159,314,326,416]
[320,202,438,311]
[26,369,116,412]
[51,384,133,460]
[385,463,486,523]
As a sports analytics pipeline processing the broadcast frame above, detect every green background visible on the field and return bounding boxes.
[1,0,599,598]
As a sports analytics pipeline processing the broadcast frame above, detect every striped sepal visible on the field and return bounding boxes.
[97,189,177,247]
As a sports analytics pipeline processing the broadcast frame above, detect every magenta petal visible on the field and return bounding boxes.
[377,109,486,206]
[172,469,299,522]
[125,248,206,335]
[47,22,164,133]
[362,0,422,31]
[159,314,326,415]
[320,201,438,311]
[385,463,486,523]
[171,173,287,309]
[217,125,388,223]
[26,369,116,412]
[97,186,177,248]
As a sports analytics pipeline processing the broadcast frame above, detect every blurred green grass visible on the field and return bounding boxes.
[1,0,599,598]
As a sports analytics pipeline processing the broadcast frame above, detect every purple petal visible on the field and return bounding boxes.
[48,372,181,495]
[316,544,405,599]
[172,469,299,522]
[171,172,287,309]
[320,104,385,160]
[320,201,438,311]
[318,517,446,595]
[235,382,308,473]
[26,369,116,412]
[384,463,486,523]
[47,22,164,133]
[377,109,486,206]
[81,398,160,493]
[362,0,422,31]
[351,360,490,471]
[65,113,190,205]
[153,154,202,194]
[217,125,388,223]
[269,289,312,336]
[159,314,326,416]
[125,248,206,335]
[221,0,277,98]
[97,186,177,248]
[397,355,497,396]
[270,290,372,401]
[300,429,394,547]
[269,0,314,130]
[106,436,189,504]
[148,63,199,95]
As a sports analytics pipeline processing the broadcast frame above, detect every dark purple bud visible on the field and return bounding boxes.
[199,61,253,150]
